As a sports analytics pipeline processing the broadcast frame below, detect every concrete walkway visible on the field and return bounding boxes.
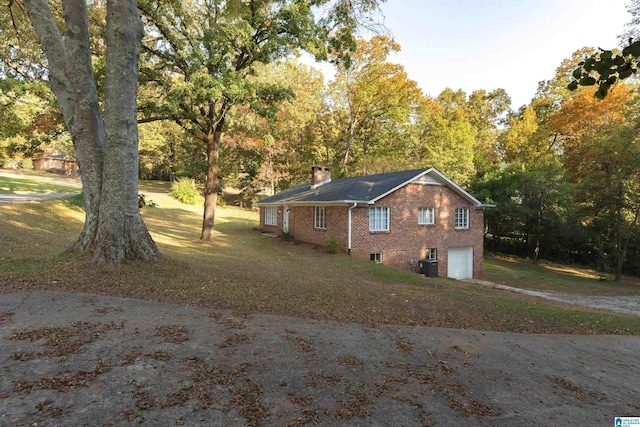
[466,279,640,317]
[0,193,77,204]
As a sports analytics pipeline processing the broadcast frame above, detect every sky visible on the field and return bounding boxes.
[308,0,630,110]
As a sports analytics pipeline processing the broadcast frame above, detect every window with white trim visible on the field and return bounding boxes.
[418,207,435,225]
[370,252,383,263]
[455,208,469,229]
[426,248,437,260]
[264,207,278,226]
[314,206,326,229]
[369,207,389,232]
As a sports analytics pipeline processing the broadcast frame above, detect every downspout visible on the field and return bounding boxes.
[348,203,357,255]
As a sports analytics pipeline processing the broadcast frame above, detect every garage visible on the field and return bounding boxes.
[447,247,473,279]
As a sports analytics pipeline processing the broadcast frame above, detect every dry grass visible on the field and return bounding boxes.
[1,186,640,335]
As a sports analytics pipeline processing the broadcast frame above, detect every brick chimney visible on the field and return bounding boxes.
[311,166,331,189]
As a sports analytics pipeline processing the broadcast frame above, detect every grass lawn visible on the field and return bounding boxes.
[138,179,172,193]
[1,173,640,335]
[484,256,640,296]
[0,171,81,195]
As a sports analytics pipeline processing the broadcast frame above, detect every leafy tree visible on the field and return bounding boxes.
[410,89,477,184]
[568,5,640,98]
[137,0,384,241]
[549,84,640,280]
[328,36,422,175]
[472,155,573,263]
[222,60,327,196]
[465,88,511,176]
[20,0,160,263]
[499,105,540,163]
[0,78,67,160]
[138,120,186,180]
[0,1,48,80]
[548,85,631,177]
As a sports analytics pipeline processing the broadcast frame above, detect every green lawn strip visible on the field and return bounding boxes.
[483,256,640,296]
[0,174,169,195]
[1,197,639,335]
[138,179,172,193]
[0,175,80,195]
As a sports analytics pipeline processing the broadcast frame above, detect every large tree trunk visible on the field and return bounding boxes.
[201,121,223,242]
[341,115,360,175]
[24,0,104,251]
[62,0,106,253]
[24,0,160,264]
[93,0,160,263]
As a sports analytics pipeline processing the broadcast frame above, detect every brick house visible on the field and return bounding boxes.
[32,154,79,177]
[256,167,492,279]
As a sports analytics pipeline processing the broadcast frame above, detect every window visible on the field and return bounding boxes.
[426,248,437,260]
[369,207,390,231]
[264,207,278,226]
[418,207,435,225]
[314,206,326,229]
[455,208,469,229]
[370,252,383,263]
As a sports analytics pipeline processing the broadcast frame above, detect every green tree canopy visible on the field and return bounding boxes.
[137,0,385,241]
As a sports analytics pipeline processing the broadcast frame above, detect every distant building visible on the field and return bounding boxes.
[32,154,79,177]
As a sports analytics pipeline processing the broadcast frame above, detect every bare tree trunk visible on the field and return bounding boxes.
[615,205,640,282]
[25,0,104,251]
[340,122,357,174]
[201,121,223,241]
[24,0,160,264]
[533,194,544,264]
[93,0,160,263]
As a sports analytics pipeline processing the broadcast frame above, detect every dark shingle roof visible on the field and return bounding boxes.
[257,168,433,205]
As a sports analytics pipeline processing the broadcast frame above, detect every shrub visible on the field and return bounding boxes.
[66,193,85,208]
[280,229,292,241]
[21,158,34,170]
[169,178,204,205]
[327,237,339,254]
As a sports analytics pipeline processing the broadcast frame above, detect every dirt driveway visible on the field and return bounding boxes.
[1,291,638,426]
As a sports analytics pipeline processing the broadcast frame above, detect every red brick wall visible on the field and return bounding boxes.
[349,183,484,278]
[289,206,349,251]
[259,183,485,278]
[260,205,350,251]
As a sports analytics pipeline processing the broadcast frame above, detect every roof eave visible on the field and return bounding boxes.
[256,200,368,207]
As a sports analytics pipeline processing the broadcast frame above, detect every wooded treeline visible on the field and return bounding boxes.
[1,1,638,277]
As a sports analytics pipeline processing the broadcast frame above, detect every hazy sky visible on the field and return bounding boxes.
[309,0,630,110]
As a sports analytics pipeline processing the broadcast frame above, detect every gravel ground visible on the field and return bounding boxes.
[1,291,638,426]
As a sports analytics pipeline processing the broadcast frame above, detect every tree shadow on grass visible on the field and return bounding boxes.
[0,176,80,195]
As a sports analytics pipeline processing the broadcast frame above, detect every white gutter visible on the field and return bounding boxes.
[348,202,358,255]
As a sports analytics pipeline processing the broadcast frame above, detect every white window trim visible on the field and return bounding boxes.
[369,207,390,232]
[427,248,437,260]
[455,208,469,229]
[418,207,435,225]
[314,206,326,229]
[264,206,278,226]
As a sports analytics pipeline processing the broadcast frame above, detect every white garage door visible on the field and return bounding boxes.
[447,247,473,280]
